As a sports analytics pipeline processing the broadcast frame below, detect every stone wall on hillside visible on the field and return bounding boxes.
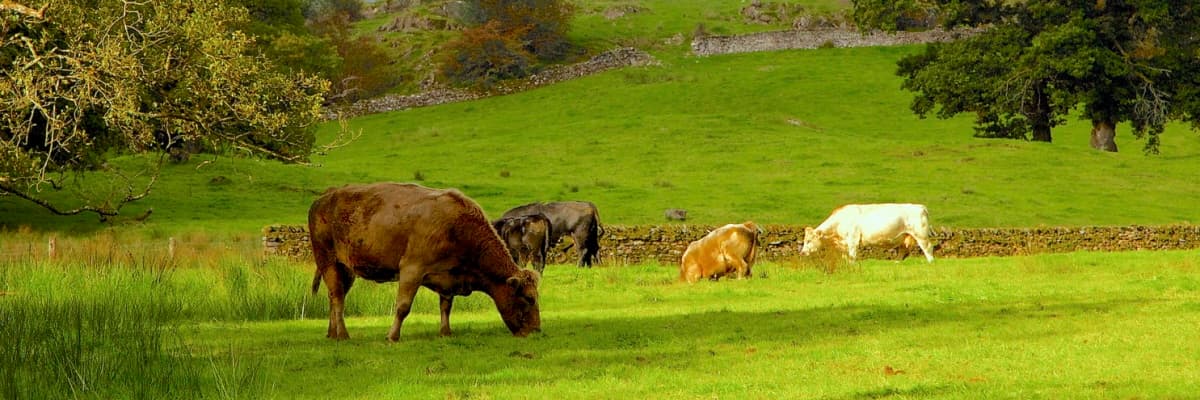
[691,28,979,56]
[322,47,660,119]
[264,224,1200,266]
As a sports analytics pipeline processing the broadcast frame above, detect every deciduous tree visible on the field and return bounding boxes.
[853,0,1200,153]
[0,0,333,219]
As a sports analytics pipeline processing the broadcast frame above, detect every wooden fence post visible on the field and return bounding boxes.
[168,237,176,260]
[47,236,56,260]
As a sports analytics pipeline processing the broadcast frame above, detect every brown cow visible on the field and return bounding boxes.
[680,222,761,283]
[492,213,552,273]
[307,183,541,341]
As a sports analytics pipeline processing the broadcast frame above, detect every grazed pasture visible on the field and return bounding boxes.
[2,243,1198,399]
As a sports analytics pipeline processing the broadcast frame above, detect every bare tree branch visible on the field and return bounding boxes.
[0,1,46,19]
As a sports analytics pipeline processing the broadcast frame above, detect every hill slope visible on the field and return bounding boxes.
[2,45,1198,234]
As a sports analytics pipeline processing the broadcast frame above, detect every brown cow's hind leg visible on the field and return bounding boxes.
[323,264,354,340]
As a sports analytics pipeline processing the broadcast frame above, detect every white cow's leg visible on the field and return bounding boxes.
[845,237,860,263]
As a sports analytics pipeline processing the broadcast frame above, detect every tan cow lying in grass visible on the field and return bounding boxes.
[801,203,934,263]
[680,222,761,283]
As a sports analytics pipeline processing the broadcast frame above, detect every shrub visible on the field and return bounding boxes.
[439,21,533,89]
[309,11,404,103]
[441,0,578,87]
[459,0,576,61]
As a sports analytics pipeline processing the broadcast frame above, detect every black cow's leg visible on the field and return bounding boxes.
[532,247,546,273]
[572,230,589,267]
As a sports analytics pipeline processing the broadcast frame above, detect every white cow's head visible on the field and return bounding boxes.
[800,227,824,256]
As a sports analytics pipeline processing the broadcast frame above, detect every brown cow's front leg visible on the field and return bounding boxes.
[439,294,454,336]
[386,268,424,342]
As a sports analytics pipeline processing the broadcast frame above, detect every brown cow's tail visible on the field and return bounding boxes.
[311,269,323,294]
[307,195,331,295]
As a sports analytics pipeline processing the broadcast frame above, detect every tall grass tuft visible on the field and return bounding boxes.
[0,259,269,399]
[0,230,512,398]
[0,238,302,399]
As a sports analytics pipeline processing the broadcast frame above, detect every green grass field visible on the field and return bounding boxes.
[3,251,1198,399]
[2,2,1200,398]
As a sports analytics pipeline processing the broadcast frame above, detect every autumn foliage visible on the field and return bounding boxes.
[440,0,576,88]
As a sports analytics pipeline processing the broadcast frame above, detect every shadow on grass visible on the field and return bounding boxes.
[259,296,1147,399]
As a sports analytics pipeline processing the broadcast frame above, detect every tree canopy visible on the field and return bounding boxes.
[0,0,331,219]
[853,0,1200,153]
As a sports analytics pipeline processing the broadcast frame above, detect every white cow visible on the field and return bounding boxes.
[800,203,934,263]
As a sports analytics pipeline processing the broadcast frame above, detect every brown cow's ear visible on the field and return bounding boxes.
[508,270,541,290]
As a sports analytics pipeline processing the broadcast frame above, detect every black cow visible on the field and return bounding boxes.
[492,213,552,273]
[501,201,603,267]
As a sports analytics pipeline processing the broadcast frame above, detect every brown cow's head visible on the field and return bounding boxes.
[499,269,541,336]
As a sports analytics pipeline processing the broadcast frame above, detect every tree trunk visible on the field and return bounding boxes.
[1029,84,1053,142]
[1032,124,1052,142]
[1089,120,1118,152]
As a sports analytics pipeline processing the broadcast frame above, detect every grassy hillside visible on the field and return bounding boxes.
[2,44,1198,235]
[355,0,848,93]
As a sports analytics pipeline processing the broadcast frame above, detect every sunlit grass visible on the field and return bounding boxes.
[3,247,1198,399]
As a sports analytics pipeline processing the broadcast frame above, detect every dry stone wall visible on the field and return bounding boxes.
[322,47,660,119]
[691,28,979,56]
[264,224,1200,265]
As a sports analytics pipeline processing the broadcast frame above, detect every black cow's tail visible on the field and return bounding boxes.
[587,207,603,266]
[539,221,551,272]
